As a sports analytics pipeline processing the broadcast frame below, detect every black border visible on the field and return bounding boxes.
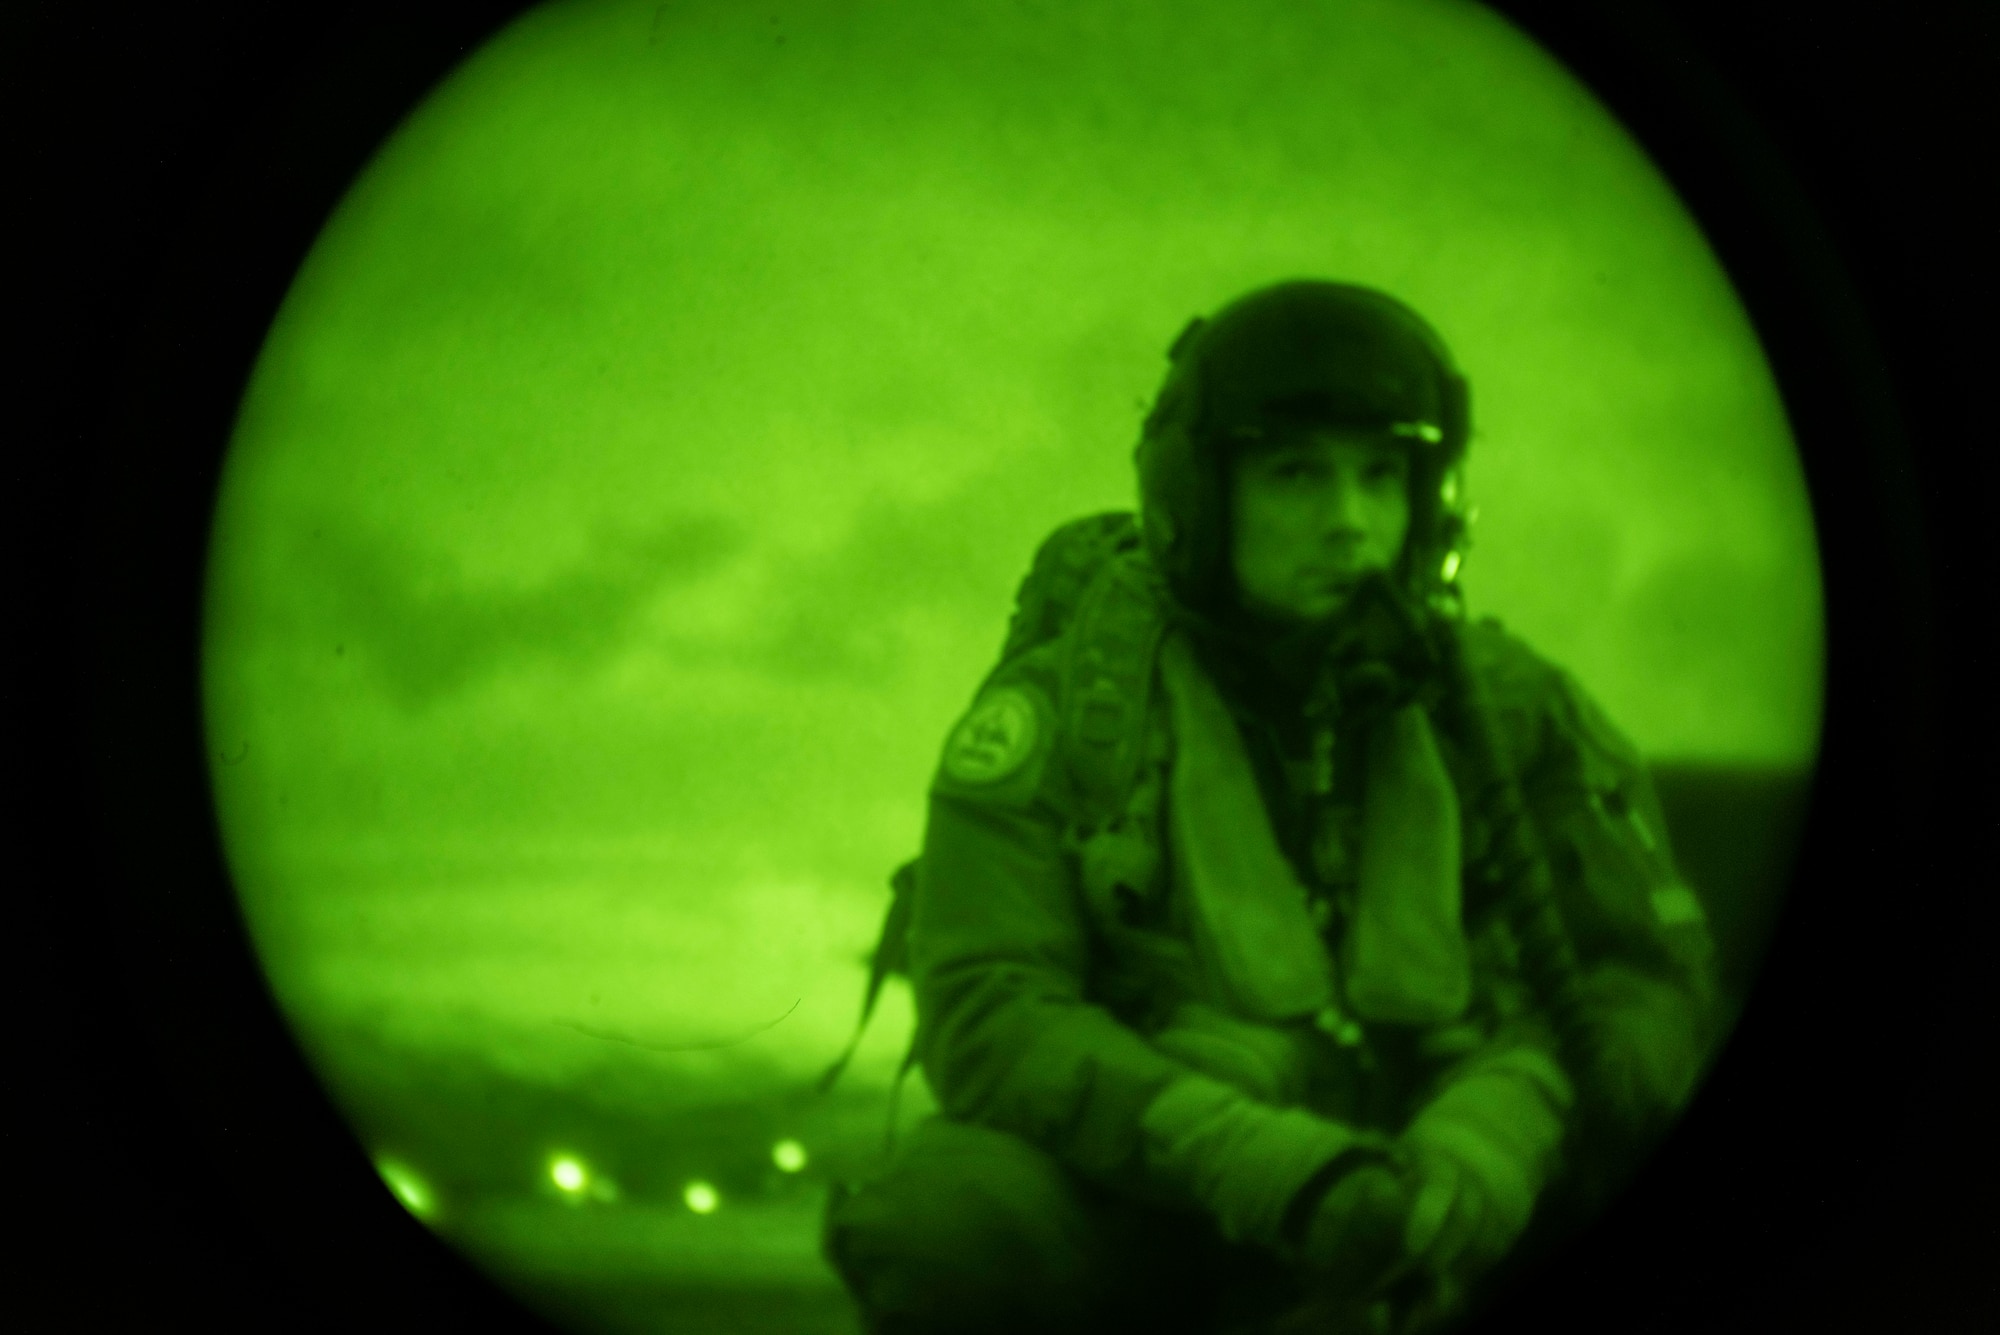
[1465,4,1989,1331]
[19,1,1989,1330]
[26,5,554,1331]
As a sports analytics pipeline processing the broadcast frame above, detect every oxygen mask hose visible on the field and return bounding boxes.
[1320,573,1444,724]
[1433,617,1607,1169]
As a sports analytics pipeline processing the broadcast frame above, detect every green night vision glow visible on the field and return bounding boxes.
[201,0,1824,1331]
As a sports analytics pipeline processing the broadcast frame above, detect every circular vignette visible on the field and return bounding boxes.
[65,2,1984,1332]
[1456,5,1981,1331]
[76,6,556,1333]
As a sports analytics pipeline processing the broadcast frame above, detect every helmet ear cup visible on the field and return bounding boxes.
[1136,354,1196,569]
[1137,403,1229,606]
[1397,357,1470,607]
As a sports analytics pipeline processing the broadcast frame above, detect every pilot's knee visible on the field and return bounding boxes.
[823,1118,1111,1335]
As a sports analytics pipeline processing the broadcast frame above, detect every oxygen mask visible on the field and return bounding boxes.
[1319,572,1444,725]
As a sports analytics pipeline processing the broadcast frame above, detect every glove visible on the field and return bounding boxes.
[1293,1156,1412,1289]
[1261,1159,1413,1335]
[1398,1047,1573,1286]
[1140,1073,1383,1250]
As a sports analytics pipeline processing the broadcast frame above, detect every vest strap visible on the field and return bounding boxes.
[1060,551,1170,830]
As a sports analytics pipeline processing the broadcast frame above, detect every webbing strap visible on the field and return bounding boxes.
[815,859,918,1095]
[1061,552,1170,829]
[882,1040,923,1153]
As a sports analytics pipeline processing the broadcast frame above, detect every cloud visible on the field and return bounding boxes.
[297,511,747,708]
[738,468,1046,684]
[263,463,1026,711]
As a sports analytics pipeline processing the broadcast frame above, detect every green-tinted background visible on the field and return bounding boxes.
[203,1,1822,1330]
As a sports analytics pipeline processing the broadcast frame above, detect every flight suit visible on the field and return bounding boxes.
[824,549,1719,1335]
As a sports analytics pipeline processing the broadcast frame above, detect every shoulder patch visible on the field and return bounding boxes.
[942,686,1043,785]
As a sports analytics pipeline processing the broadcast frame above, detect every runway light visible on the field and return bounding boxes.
[550,1154,588,1194]
[683,1179,720,1213]
[376,1158,436,1220]
[772,1139,808,1173]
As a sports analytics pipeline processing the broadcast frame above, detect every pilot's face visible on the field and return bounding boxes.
[1229,427,1412,624]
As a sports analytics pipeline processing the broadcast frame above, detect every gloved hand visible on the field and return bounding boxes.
[1293,1157,1412,1290]
[1140,1073,1386,1251]
[1396,1048,1573,1299]
[1262,1159,1413,1335]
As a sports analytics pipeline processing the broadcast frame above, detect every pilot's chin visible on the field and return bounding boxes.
[1301,590,1357,620]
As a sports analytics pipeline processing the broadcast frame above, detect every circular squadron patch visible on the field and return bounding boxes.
[943,687,1040,784]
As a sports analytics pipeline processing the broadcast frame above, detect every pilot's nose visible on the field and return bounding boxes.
[1320,473,1368,537]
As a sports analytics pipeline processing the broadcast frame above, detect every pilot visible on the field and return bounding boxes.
[823,280,1719,1335]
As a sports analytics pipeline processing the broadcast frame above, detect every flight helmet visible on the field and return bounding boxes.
[1134,280,1472,619]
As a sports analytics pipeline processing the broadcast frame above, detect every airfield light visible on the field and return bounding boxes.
[550,1154,588,1194]
[772,1139,808,1173]
[683,1179,720,1214]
